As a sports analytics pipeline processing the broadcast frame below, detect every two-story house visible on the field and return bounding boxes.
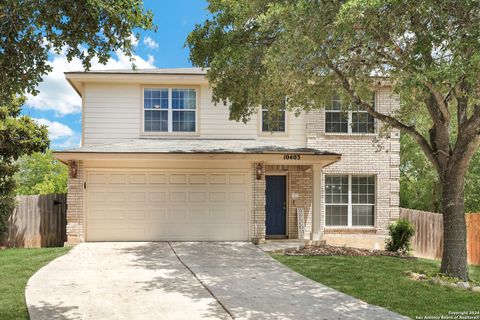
[55,68,400,249]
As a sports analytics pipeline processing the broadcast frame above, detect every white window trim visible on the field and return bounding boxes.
[324,94,377,135]
[141,86,200,136]
[324,174,376,228]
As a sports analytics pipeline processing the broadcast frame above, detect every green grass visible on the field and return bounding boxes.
[272,254,480,319]
[0,247,71,320]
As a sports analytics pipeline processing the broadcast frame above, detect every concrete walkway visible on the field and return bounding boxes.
[26,242,407,320]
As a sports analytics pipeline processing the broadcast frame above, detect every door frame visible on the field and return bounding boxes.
[265,173,289,238]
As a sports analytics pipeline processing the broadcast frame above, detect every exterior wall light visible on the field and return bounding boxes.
[256,162,264,180]
[69,160,78,179]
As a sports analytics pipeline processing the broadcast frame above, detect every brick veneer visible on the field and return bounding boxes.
[306,86,400,236]
[66,160,84,245]
[251,161,266,241]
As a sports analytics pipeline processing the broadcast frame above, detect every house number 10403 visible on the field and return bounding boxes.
[283,154,301,160]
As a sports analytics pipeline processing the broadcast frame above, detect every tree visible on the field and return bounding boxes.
[400,134,441,212]
[187,0,480,280]
[0,1,154,233]
[401,133,480,213]
[0,97,49,232]
[15,150,67,195]
[1,0,154,101]
[465,152,480,213]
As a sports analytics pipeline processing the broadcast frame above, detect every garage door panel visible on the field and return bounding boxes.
[86,170,250,241]
[169,174,187,184]
[189,174,207,184]
[89,209,147,221]
[189,192,207,202]
[89,226,147,241]
[209,174,227,184]
[229,174,247,184]
[209,192,227,202]
[128,192,146,202]
[149,174,166,184]
[169,192,187,202]
[229,192,247,202]
[149,192,167,202]
[128,174,147,184]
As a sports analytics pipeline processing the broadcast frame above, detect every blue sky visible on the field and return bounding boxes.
[22,0,209,150]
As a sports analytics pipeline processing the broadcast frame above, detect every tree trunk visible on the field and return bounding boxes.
[440,168,468,281]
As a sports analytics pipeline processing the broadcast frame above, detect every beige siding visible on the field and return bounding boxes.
[83,83,141,145]
[197,85,307,146]
[82,83,306,146]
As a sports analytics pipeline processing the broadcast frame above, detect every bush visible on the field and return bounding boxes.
[386,218,415,254]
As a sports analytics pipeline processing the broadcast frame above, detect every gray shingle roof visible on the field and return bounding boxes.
[56,139,338,156]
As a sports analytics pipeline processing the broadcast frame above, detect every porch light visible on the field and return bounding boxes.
[292,192,299,205]
[69,160,78,179]
[256,163,264,180]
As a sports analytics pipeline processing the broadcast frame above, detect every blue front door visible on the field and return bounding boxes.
[265,175,287,236]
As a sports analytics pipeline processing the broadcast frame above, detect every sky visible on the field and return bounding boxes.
[21,0,210,150]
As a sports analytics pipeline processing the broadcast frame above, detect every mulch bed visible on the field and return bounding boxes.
[283,244,416,259]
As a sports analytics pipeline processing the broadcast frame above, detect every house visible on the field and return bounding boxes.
[54,68,400,249]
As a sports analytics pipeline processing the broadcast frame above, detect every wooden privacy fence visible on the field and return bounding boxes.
[0,194,67,248]
[467,214,480,266]
[400,208,480,265]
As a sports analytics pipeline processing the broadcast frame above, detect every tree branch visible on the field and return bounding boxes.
[326,60,441,172]
[424,83,451,122]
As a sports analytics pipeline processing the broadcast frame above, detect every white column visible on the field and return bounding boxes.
[311,164,322,240]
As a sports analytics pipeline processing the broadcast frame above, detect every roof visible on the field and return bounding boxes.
[64,67,207,76]
[55,139,338,156]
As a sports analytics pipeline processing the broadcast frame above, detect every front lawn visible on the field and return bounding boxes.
[272,254,480,319]
[0,247,71,320]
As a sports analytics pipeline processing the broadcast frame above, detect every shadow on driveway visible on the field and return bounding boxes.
[26,242,407,320]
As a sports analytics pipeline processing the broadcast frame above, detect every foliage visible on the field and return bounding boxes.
[465,151,480,213]
[400,134,441,212]
[0,247,71,320]
[401,133,480,213]
[273,254,480,319]
[0,97,49,233]
[0,1,154,236]
[14,150,67,195]
[0,0,154,101]
[385,218,416,254]
[188,0,480,280]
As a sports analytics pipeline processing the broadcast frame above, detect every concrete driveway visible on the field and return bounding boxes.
[26,242,407,320]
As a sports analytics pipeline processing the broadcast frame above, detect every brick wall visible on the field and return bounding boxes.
[306,87,400,235]
[66,160,84,245]
[251,161,266,241]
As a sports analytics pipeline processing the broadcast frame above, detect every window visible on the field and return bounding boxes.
[144,88,196,133]
[262,108,286,132]
[325,175,375,227]
[325,95,375,134]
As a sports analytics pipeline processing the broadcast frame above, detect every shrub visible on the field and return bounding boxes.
[386,218,415,254]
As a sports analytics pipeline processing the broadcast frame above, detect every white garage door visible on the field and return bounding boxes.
[85,169,250,241]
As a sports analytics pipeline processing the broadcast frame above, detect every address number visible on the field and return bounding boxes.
[283,154,301,160]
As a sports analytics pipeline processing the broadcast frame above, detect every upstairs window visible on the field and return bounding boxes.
[262,108,286,132]
[325,95,375,134]
[325,175,375,227]
[144,88,196,133]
